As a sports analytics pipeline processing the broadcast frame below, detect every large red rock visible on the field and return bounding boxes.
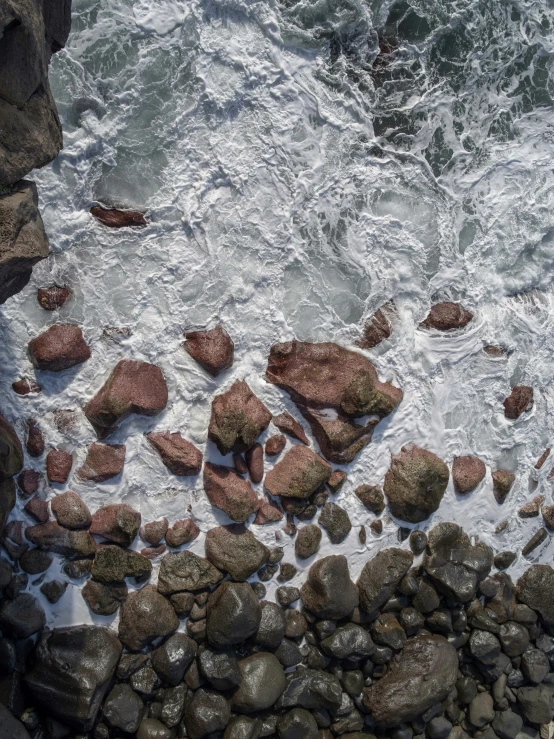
[356,301,396,349]
[299,406,377,464]
[28,324,91,371]
[146,432,202,476]
[84,359,168,438]
[37,286,71,311]
[91,206,146,228]
[273,412,309,445]
[452,455,486,495]
[420,302,473,331]
[503,386,533,420]
[264,445,331,499]
[183,325,234,377]
[46,448,72,483]
[0,412,24,482]
[90,504,141,547]
[77,443,126,482]
[203,462,260,522]
[208,380,272,455]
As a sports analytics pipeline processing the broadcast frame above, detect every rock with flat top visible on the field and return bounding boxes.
[492,470,515,504]
[28,324,91,371]
[37,286,71,310]
[166,518,200,548]
[140,518,168,545]
[158,550,224,595]
[26,520,96,557]
[204,462,260,522]
[183,325,234,377]
[356,301,396,349]
[208,380,271,455]
[77,443,125,482]
[90,545,151,583]
[503,386,533,420]
[452,455,486,494]
[264,445,331,499]
[46,448,72,483]
[147,431,202,476]
[90,504,141,547]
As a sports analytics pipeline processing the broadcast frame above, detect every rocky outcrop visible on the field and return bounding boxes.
[420,302,473,331]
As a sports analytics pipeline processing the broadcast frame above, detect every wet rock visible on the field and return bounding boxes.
[357,548,413,613]
[266,434,286,456]
[90,503,141,546]
[203,462,260,522]
[51,491,91,529]
[355,484,385,514]
[494,551,516,569]
[0,480,16,538]
[503,385,533,420]
[24,495,49,523]
[90,206,146,228]
[84,359,168,438]
[253,498,283,524]
[521,647,549,684]
[409,530,427,556]
[273,412,310,445]
[161,683,187,728]
[256,602,287,649]
[295,523,322,559]
[300,406,378,464]
[492,470,515,504]
[26,520,96,557]
[384,445,449,523]
[206,581,261,648]
[0,593,45,638]
[170,592,195,618]
[280,668,342,711]
[516,685,553,725]
[25,419,44,457]
[157,550,223,595]
[198,646,240,690]
[452,455,486,495]
[320,624,375,659]
[420,302,473,331]
[319,502,351,544]
[277,708,317,739]
[151,632,197,686]
[119,585,178,651]
[518,495,543,518]
[491,710,523,739]
[24,625,122,731]
[468,693,494,728]
[363,635,458,727]
[140,518,168,546]
[265,445,331,499]
[19,547,52,574]
[327,470,347,494]
[46,448,72,483]
[183,325,234,377]
[469,629,501,664]
[232,652,286,713]
[136,718,172,738]
[37,285,71,311]
[224,716,262,739]
[498,621,529,657]
[208,380,272,455]
[90,545,151,582]
[0,412,24,482]
[245,442,264,483]
[0,703,31,739]
[82,579,127,615]
[356,301,396,349]
[40,579,67,603]
[147,432,202,476]
[522,527,547,556]
[12,377,41,395]
[205,525,269,581]
[28,324,91,372]
[301,554,359,619]
[371,613,407,650]
[76,443,125,482]
[17,468,40,497]
[542,504,554,530]
[184,688,231,739]
[102,683,143,734]
[63,558,92,579]
[166,518,200,548]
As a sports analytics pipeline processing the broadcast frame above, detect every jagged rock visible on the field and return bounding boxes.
[420,302,473,331]
[232,653,286,713]
[184,688,231,739]
[273,412,309,445]
[0,412,23,482]
[278,708,317,739]
[118,584,178,651]
[17,468,40,496]
[492,470,515,504]
[90,205,146,227]
[82,579,127,616]
[519,495,543,518]
[208,380,272,455]
[516,564,554,624]
[63,558,92,579]
[198,646,240,690]
[140,518,168,546]
[90,545,151,582]
[151,633,197,686]
[320,624,375,659]
[51,490,91,529]
[157,550,223,595]
[357,548,413,613]
[37,285,71,310]
[384,445,449,523]
[265,445,331,499]
[147,431,202,476]
[26,520,96,557]
[203,462,260,522]
[279,669,342,711]
[452,455,486,495]
[319,502,351,544]
[522,527,547,556]
[503,386,533,420]
[0,182,50,302]
[0,592,45,638]
[183,325,234,377]
[206,582,261,648]
[25,418,44,457]
[102,684,143,734]
[354,484,385,514]
[265,434,286,456]
[28,324,91,371]
[517,685,553,725]
[84,359,168,438]
[46,448,72,483]
[205,525,269,581]
[166,518,200,548]
[12,377,41,395]
[76,443,125,482]
[300,554,359,619]
[298,407,377,464]
[356,301,396,349]
[141,543,166,559]
[295,524,322,559]
[362,635,458,727]
[24,625,122,731]
[90,503,141,546]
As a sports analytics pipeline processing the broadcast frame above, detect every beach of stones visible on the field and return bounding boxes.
[1,279,554,739]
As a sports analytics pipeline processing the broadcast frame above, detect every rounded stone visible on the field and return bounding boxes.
[184,688,231,739]
[206,581,261,648]
[277,708,318,739]
[231,653,287,713]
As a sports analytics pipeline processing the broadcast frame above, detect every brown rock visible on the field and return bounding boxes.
[519,496,544,518]
[299,407,376,464]
[327,470,346,493]
[118,585,179,651]
[77,443,126,482]
[51,491,91,529]
[90,545,152,583]
[37,286,71,311]
[12,378,41,395]
[17,469,40,497]
[157,550,224,595]
[26,521,96,557]
[522,528,548,557]
[208,380,272,455]
[82,579,127,616]
[355,484,385,514]
[141,544,166,559]
[452,455,486,495]
[24,496,49,523]
[183,325,234,377]
[253,498,283,524]
[484,344,506,357]
[535,448,551,469]
[357,548,414,613]
[166,519,200,548]
[300,554,359,620]
[265,435,286,456]
[28,324,91,371]
[295,524,321,559]
[356,301,396,349]
[503,386,534,420]
[492,470,515,504]
[245,443,263,483]
[84,359,168,438]
[273,412,309,445]
[0,412,24,483]
[203,462,260,522]
[542,506,554,530]
[264,445,331,499]
[140,518,169,546]
[205,524,270,581]
[234,454,249,474]
[46,448,72,483]
[420,302,473,331]
[370,520,383,535]
[91,205,147,228]
[26,419,44,457]
[90,504,141,547]
[146,432,202,476]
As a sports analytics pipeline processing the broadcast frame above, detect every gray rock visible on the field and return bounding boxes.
[19,548,52,575]
[300,555,359,620]
[516,685,553,725]
[371,613,407,650]
[426,717,452,739]
[0,703,31,739]
[224,716,262,739]
[275,637,303,667]
[498,621,529,657]
[280,668,342,711]
[25,521,96,558]
[516,563,554,625]
[0,592,45,638]
[161,683,187,728]
[118,585,179,651]
[469,630,501,665]
[102,684,143,734]
[468,692,494,728]
[199,646,240,690]
[277,708,318,739]
[232,652,287,712]
[521,647,550,684]
[82,579,127,616]
[205,525,269,581]
[319,502,352,544]
[136,718,172,739]
[295,524,322,559]
[40,579,67,603]
[276,586,300,606]
[157,550,223,595]
[184,688,231,739]
[456,677,477,705]
[90,545,152,583]
[151,632,197,686]
[255,601,286,649]
[492,710,523,739]
[206,581,261,648]
[357,548,413,613]
[130,665,160,697]
[320,624,375,660]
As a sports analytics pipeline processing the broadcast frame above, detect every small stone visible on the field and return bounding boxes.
[265,445,332,499]
[320,623,375,659]
[278,563,297,582]
[420,302,473,331]
[276,586,300,606]
[522,528,548,556]
[371,614,406,651]
[277,708,317,739]
[77,443,126,482]
[146,432,202,476]
[102,683,143,734]
[118,585,179,651]
[359,525,367,543]
[541,505,554,530]
[141,544,166,559]
[91,205,146,227]
[203,462,260,522]
[206,581,261,648]
[495,520,509,534]
[130,665,160,696]
[409,530,427,555]
[40,579,67,603]
[24,496,49,523]
[183,325,234,377]
[234,454,249,475]
[295,524,322,559]
[46,449,72,483]
[521,647,549,684]
[37,286,71,311]
[535,448,551,469]
[26,520,96,557]
[357,548,413,613]
[492,470,515,504]
[166,519,200,548]
[198,646,240,690]
[301,555,359,620]
[494,551,516,569]
[19,548,52,575]
[518,495,543,518]
[452,455,486,495]
[319,502,351,544]
[205,525,269,581]
[356,301,396,349]
[273,412,310,445]
[140,518,168,546]
[327,470,347,493]
[51,491,91,529]
[231,652,287,713]
[151,632,197,686]
[28,324,91,372]
[63,558,92,579]
[503,385,533,420]
[170,592,195,619]
[184,688,231,739]
[468,693,495,729]
[256,602,286,649]
[245,443,264,485]
[157,550,223,595]
[516,685,553,725]
[90,504,141,547]
[266,435,286,456]
[253,498,283,524]
[17,469,40,497]
[279,668,342,711]
[355,484,385,514]
[208,380,272,455]
[369,520,382,535]
[25,419,44,457]
[12,378,41,395]
[82,579,128,615]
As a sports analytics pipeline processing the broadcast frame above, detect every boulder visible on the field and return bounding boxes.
[51,490,91,529]
[356,301,396,349]
[151,632,197,686]
[420,302,473,331]
[24,625,122,731]
[492,470,515,504]
[76,443,125,482]
[37,285,71,310]
[90,503,141,546]
[279,668,342,711]
[231,653,286,713]
[118,585,179,651]
[320,624,375,660]
[184,688,231,739]
[183,325,234,377]
[46,448,72,483]
[503,386,533,420]
[0,412,24,482]
[273,412,309,444]
[90,205,146,227]
[357,548,413,613]
[90,545,152,582]
[0,592,45,638]
[516,564,554,625]
[264,445,331,499]
[208,380,272,455]
[82,579,127,616]
[166,518,200,548]
[28,324,91,371]
[384,444,449,523]
[102,683,143,734]
[84,359,168,437]
[355,484,385,514]
[300,554,359,619]
[147,431,202,476]
[203,462,260,522]
[452,455,486,495]
[26,520,96,557]
[157,550,223,595]
[205,525,269,581]
[295,523,322,559]
[319,501,351,544]
[362,635,458,726]
[206,582,261,648]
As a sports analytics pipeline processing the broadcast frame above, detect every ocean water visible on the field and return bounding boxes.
[2,0,554,626]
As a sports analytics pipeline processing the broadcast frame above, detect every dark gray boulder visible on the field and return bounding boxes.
[184,688,231,739]
[102,683,143,734]
[320,624,375,660]
[357,548,413,614]
[207,581,261,648]
[279,668,342,711]
[199,646,240,690]
[255,601,286,649]
[151,632,197,686]
[157,550,223,595]
[300,555,359,619]
[277,708,318,739]
[231,653,286,713]
[0,592,45,638]
[516,564,554,625]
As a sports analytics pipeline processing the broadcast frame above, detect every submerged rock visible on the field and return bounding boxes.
[12,377,41,396]
[420,302,473,331]
[25,418,44,457]
[205,525,269,581]
[503,385,533,420]
[264,445,331,499]
[183,325,234,377]
[17,468,40,497]
[203,462,260,522]
[90,205,146,227]
[147,431,202,476]
[28,324,91,371]
[300,554,359,619]
[208,380,272,455]
[77,442,126,482]
[452,455,486,495]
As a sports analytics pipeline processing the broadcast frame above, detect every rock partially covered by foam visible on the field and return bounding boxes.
[90,205,146,227]
[208,380,271,455]
[28,324,91,371]
[147,431,202,476]
[183,325,234,377]
[264,445,331,499]
[420,302,473,331]
[203,462,260,522]
[452,455,486,495]
[503,385,534,420]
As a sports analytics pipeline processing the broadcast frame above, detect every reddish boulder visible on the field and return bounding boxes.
[265,435,286,456]
[37,286,71,311]
[452,455,486,495]
[26,419,44,457]
[420,302,473,331]
[264,445,331,499]
[146,432,202,476]
[46,448,73,483]
[77,443,126,482]
[166,519,200,548]
[91,206,146,228]
[356,301,396,349]
[208,380,272,455]
[142,544,166,559]
[519,495,543,518]
[90,504,141,547]
[503,386,533,420]
[355,485,385,515]
[203,462,260,522]
[17,469,40,497]
[273,412,309,445]
[542,506,554,531]
[140,518,169,546]
[24,496,49,523]
[26,521,96,557]
[245,443,263,483]
[12,377,41,395]
[253,498,283,525]
[51,491,91,529]
[327,470,347,493]
[204,525,270,581]
[28,324,91,371]
[492,470,515,504]
[301,406,377,464]
[183,325,234,377]
[84,359,168,438]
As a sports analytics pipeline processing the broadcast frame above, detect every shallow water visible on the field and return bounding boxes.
[2,0,554,626]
